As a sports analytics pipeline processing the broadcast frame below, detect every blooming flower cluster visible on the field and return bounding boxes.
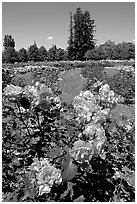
[69,139,94,165]
[23,85,40,106]
[98,84,118,108]
[4,84,23,97]
[72,90,100,123]
[30,157,62,195]
[69,122,106,168]
[3,82,62,111]
[71,84,118,167]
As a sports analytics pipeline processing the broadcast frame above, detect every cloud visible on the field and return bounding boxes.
[47,36,54,41]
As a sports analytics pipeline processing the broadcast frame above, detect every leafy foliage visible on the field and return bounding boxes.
[3,34,15,50]
[38,46,48,61]
[105,69,135,104]
[84,41,135,61]
[27,42,39,62]
[81,63,135,105]
[18,48,28,62]
[47,45,57,61]
[2,47,18,63]
[2,64,135,202]
[68,8,96,60]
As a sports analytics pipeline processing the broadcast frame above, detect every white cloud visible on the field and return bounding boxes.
[47,36,54,41]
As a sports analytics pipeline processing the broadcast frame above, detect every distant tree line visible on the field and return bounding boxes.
[2,36,68,63]
[84,40,135,60]
[2,8,135,63]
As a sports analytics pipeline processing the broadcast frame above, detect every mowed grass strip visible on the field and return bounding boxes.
[59,69,86,105]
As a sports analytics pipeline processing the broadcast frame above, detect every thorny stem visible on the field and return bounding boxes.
[36,111,43,134]
[16,101,31,137]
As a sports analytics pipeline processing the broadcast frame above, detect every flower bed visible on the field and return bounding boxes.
[2,66,135,202]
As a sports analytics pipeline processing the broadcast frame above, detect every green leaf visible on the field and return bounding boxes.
[20,190,30,201]
[38,100,51,110]
[12,158,21,166]
[61,155,78,181]
[73,195,85,202]
[30,137,40,144]
[2,116,13,123]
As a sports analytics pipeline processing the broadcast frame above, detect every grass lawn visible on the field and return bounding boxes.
[59,69,86,104]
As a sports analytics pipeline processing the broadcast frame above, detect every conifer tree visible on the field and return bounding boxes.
[68,8,96,60]
[3,35,15,50]
[68,12,74,60]
[27,41,39,62]
[38,46,47,61]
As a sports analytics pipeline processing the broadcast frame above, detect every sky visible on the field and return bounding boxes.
[2,2,135,51]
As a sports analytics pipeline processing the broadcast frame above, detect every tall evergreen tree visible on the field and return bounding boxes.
[3,35,15,50]
[2,47,18,63]
[68,12,74,60]
[38,46,47,61]
[68,8,96,60]
[27,41,39,62]
[73,8,84,60]
[47,44,57,61]
[82,11,96,56]
[56,48,66,61]
[18,48,28,62]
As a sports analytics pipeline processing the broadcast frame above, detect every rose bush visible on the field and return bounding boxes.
[2,65,135,202]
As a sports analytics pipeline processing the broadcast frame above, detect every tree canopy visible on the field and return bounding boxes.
[68,8,96,60]
[2,8,135,63]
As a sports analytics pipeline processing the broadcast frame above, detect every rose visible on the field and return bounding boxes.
[30,158,62,196]
[4,84,23,97]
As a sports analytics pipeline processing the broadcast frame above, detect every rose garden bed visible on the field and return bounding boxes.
[2,62,135,202]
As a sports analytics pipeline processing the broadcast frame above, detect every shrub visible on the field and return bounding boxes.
[105,70,135,104]
[11,73,34,87]
[2,75,135,202]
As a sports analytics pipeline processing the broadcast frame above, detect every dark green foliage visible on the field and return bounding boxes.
[82,11,95,53]
[82,63,135,105]
[3,34,15,50]
[2,47,18,63]
[102,40,115,59]
[27,42,39,62]
[2,63,135,202]
[67,12,75,60]
[2,68,12,90]
[106,70,135,104]
[56,48,67,61]
[11,73,34,87]
[81,64,104,84]
[47,44,57,61]
[86,46,107,60]
[38,46,47,61]
[68,8,96,60]
[18,48,28,62]
[84,41,135,60]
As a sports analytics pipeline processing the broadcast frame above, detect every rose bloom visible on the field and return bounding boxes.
[99,84,110,100]
[92,109,110,123]
[80,90,94,101]
[69,139,94,162]
[4,84,23,97]
[30,158,62,195]
[83,122,106,148]
[23,85,40,106]
[93,126,106,152]
[53,96,62,109]
[73,93,100,123]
